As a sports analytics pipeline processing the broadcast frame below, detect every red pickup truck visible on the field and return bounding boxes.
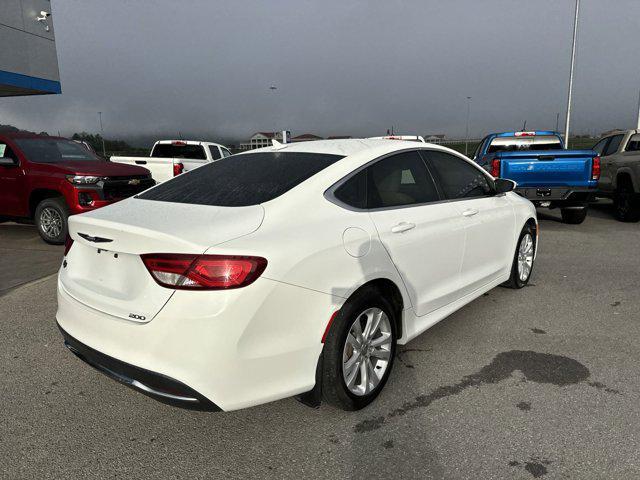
[0,132,154,244]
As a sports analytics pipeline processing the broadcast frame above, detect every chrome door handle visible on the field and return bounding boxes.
[462,208,479,217]
[391,222,416,233]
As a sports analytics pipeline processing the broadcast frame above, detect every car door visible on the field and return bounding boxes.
[599,135,624,192]
[0,141,26,216]
[364,150,466,318]
[621,133,640,188]
[424,150,516,294]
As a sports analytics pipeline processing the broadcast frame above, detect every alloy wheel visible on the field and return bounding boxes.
[40,207,63,239]
[517,233,534,282]
[342,307,393,396]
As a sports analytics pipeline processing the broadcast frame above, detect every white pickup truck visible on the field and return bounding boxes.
[111,140,232,183]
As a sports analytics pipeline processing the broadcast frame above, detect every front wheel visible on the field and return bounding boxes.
[35,197,69,244]
[560,206,588,224]
[321,287,397,411]
[503,225,536,289]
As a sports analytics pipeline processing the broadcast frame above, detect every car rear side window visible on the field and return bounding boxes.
[209,146,221,160]
[626,134,640,152]
[603,135,624,156]
[366,151,439,208]
[151,143,207,160]
[426,151,494,199]
[592,138,610,156]
[137,152,343,207]
[334,170,367,209]
[0,143,17,161]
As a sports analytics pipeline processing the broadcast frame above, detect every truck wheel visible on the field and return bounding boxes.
[35,197,69,244]
[321,287,397,411]
[613,185,640,222]
[503,224,535,289]
[560,207,588,224]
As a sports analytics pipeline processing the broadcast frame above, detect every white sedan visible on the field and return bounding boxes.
[56,139,537,412]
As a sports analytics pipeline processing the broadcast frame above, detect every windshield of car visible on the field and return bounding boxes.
[137,151,344,207]
[13,138,102,163]
[151,143,207,160]
[487,135,562,153]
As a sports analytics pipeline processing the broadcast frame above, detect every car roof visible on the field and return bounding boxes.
[155,140,227,147]
[239,138,434,157]
[0,131,66,140]
[494,131,558,137]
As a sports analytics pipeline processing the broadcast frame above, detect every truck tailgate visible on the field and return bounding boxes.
[111,156,175,183]
[498,149,594,187]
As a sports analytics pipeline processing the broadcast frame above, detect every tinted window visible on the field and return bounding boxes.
[592,138,610,156]
[626,134,640,152]
[151,143,207,160]
[334,170,367,209]
[138,152,343,207]
[221,148,232,157]
[427,151,494,199]
[603,135,624,156]
[487,135,562,153]
[472,136,488,159]
[13,138,101,163]
[366,151,439,208]
[209,146,221,160]
[0,143,17,161]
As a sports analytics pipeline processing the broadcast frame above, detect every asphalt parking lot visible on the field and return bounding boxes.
[1,201,639,479]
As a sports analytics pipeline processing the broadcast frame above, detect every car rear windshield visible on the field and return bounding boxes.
[14,138,102,163]
[151,143,207,160]
[137,151,344,206]
[487,135,562,153]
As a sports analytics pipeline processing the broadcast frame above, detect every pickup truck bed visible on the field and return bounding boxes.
[111,140,231,183]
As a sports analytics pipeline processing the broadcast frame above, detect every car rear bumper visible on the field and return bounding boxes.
[516,187,596,205]
[56,275,339,411]
[58,323,220,411]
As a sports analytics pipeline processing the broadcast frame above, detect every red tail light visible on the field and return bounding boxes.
[173,162,184,176]
[64,235,74,256]
[141,253,267,290]
[491,158,501,177]
[591,156,600,180]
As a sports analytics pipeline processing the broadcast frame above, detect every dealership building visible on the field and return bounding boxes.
[0,1,61,97]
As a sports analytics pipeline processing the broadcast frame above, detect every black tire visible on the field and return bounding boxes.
[613,184,640,222]
[321,286,397,411]
[560,206,588,224]
[503,224,536,289]
[34,197,69,244]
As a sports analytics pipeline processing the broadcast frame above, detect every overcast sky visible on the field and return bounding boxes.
[2,0,640,144]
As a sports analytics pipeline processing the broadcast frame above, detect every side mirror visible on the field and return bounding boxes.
[0,157,17,167]
[494,178,516,194]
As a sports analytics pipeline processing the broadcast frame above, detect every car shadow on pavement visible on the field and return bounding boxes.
[0,223,63,295]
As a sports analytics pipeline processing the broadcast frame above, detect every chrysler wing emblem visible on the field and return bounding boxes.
[78,233,113,243]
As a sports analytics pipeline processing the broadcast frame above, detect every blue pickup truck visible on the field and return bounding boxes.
[472,131,600,224]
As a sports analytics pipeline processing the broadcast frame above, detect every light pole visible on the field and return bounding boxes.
[97,111,106,157]
[464,96,472,155]
[269,85,278,142]
[636,87,640,130]
[564,0,580,149]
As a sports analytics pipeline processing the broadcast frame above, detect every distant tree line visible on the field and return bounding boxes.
[71,132,134,153]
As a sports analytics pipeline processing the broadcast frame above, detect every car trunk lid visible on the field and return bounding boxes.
[59,198,264,322]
